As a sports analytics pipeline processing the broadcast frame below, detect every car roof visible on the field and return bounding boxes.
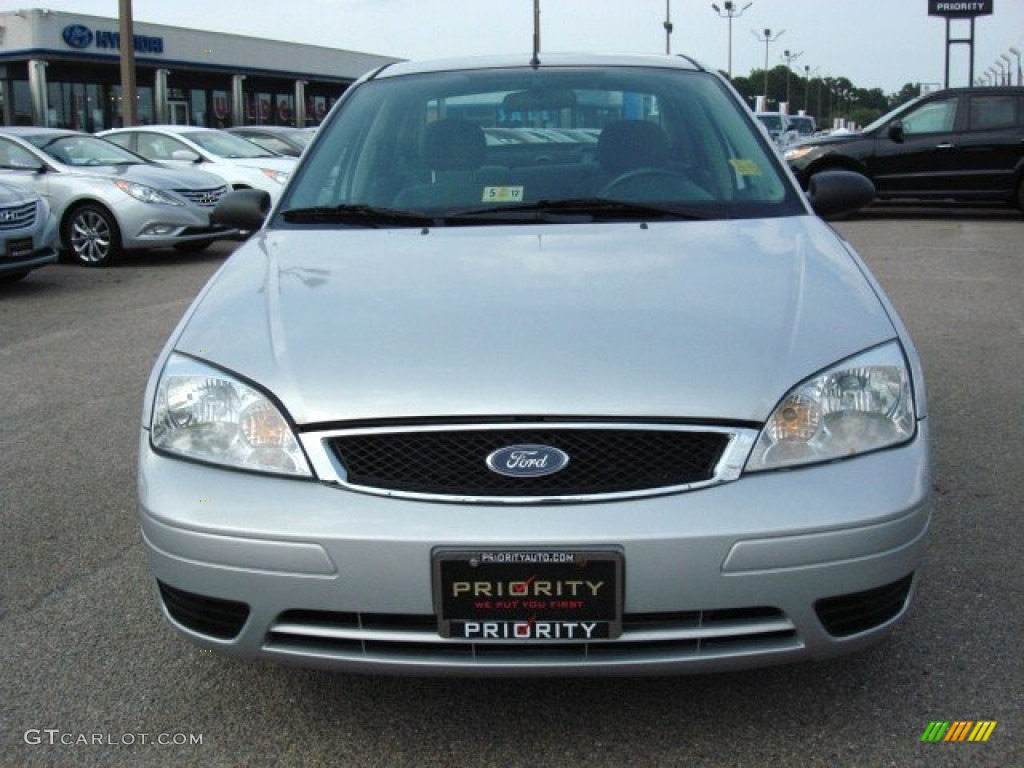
[0,126,85,138]
[373,52,705,79]
[105,125,215,135]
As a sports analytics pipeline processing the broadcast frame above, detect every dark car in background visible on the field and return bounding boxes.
[785,87,1024,211]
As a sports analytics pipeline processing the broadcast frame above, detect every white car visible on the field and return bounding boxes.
[99,126,296,203]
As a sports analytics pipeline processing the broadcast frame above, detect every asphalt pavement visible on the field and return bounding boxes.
[1,210,1021,767]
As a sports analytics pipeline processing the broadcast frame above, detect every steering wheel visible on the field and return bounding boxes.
[600,167,693,198]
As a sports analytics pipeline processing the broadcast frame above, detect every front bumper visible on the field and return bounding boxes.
[137,423,931,676]
[110,198,238,250]
[0,245,57,276]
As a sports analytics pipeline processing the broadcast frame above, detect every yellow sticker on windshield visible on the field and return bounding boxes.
[729,158,762,176]
[482,186,525,203]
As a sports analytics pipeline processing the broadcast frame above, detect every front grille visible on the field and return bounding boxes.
[0,201,37,231]
[328,427,731,499]
[264,607,800,664]
[174,185,228,207]
[815,574,914,638]
[157,581,250,640]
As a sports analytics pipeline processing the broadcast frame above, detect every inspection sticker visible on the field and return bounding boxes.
[482,186,525,203]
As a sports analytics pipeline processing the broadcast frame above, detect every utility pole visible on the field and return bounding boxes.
[118,0,137,126]
[664,1,674,55]
[752,28,784,102]
[711,2,752,79]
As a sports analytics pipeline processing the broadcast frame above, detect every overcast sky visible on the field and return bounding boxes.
[9,0,1024,94]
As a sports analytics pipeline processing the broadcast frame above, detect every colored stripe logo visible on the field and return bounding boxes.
[921,721,997,742]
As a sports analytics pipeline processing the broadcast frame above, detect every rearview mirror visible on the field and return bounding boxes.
[807,170,875,218]
[503,88,577,113]
[171,149,201,162]
[212,189,271,232]
[887,121,905,143]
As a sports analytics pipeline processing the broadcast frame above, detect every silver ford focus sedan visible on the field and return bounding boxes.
[138,54,930,675]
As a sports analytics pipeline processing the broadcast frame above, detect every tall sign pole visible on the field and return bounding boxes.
[928,0,994,89]
[119,0,138,126]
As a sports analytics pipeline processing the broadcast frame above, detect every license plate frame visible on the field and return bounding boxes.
[433,549,623,641]
[3,237,33,261]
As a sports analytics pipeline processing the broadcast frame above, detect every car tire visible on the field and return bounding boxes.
[63,204,122,267]
[1016,179,1024,214]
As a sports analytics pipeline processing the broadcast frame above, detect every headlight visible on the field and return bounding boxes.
[260,168,290,185]
[783,145,817,161]
[151,353,312,477]
[745,342,916,472]
[113,179,183,206]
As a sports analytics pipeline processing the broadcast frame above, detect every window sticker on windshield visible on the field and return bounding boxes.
[729,158,762,176]
[482,186,525,203]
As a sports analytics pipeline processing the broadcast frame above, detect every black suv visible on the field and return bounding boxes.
[785,87,1024,211]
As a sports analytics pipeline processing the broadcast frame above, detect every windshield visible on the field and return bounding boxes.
[756,114,783,132]
[281,66,801,224]
[27,134,145,166]
[182,130,278,159]
[861,95,926,134]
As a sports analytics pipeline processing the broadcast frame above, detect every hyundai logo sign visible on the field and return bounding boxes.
[62,24,94,49]
[486,445,570,478]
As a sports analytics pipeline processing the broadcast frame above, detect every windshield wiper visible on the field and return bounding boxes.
[442,198,710,222]
[280,204,436,228]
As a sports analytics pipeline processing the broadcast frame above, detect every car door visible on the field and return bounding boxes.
[867,96,960,199]
[948,93,1023,199]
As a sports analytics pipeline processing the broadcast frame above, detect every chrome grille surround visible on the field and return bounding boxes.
[0,200,38,231]
[263,607,802,665]
[174,185,229,207]
[301,422,759,504]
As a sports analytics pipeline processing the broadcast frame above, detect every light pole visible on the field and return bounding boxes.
[1000,54,1013,86]
[987,67,999,87]
[752,27,784,101]
[711,1,752,79]
[1010,47,1022,86]
[780,48,803,107]
[993,60,1006,85]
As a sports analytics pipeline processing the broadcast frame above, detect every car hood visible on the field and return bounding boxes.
[216,156,296,172]
[64,163,226,189]
[792,132,866,149]
[174,217,897,425]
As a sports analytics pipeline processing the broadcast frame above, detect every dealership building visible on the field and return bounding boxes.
[0,9,400,130]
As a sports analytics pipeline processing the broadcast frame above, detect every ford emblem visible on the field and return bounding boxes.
[486,444,570,478]
[62,24,94,50]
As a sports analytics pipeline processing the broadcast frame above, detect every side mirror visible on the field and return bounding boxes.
[212,188,271,232]
[887,121,905,143]
[171,149,201,162]
[807,170,875,218]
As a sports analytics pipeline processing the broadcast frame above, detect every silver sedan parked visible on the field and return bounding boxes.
[0,128,236,267]
[0,178,58,282]
[139,53,929,675]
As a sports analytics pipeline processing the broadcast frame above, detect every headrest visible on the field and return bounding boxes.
[422,119,486,171]
[596,120,669,174]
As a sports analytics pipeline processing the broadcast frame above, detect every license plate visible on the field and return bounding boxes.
[3,237,33,261]
[434,550,623,640]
